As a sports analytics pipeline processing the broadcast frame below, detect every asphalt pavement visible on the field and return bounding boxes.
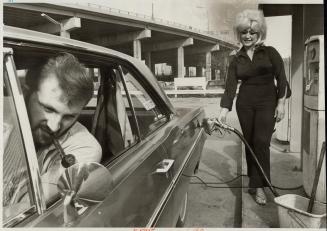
[170,97,243,227]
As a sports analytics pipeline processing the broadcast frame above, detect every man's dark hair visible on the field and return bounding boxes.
[26,53,93,106]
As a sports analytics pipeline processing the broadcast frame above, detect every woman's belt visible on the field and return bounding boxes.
[241,76,274,86]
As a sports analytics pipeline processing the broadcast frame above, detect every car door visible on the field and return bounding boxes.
[2,48,46,227]
[157,107,206,226]
[111,65,206,227]
[75,63,176,227]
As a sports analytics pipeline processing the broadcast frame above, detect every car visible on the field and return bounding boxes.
[206,79,225,90]
[158,81,175,91]
[2,26,206,228]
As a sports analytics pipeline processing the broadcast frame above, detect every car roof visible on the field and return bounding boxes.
[3,25,175,113]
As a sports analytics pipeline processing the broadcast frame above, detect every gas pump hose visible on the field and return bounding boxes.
[183,118,303,194]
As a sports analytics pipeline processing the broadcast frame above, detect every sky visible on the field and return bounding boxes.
[89,0,258,32]
[27,0,258,35]
[82,0,292,57]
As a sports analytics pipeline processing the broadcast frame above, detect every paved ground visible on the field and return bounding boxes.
[169,96,326,228]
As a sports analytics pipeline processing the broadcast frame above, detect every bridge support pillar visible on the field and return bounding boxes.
[205,51,212,81]
[144,51,151,68]
[177,47,185,78]
[185,66,190,77]
[196,66,203,77]
[133,39,142,60]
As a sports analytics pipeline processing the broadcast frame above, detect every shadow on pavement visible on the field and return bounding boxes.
[186,132,243,227]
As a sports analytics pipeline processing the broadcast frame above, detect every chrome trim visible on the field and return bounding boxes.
[169,113,174,120]
[3,206,37,227]
[118,65,141,139]
[146,128,204,227]
[4,55,47,215]
[3,47,13,55]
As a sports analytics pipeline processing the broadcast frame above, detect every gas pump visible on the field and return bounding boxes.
[302,35,325,203]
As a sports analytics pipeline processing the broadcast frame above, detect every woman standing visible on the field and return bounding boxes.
[218,9,289,205]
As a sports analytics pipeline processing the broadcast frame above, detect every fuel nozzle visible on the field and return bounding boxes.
[201,118,213,135]
[202,118,235,135]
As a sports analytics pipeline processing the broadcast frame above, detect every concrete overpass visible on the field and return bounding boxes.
[3,2,238,82]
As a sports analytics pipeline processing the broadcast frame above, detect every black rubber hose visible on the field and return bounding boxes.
[232,128,280,197]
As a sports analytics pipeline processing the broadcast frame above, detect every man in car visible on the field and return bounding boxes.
[25,52,102,201]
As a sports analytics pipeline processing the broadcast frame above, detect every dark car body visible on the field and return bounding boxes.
[2,26,206,227]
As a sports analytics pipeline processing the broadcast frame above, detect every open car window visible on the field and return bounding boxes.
[9,47,133,203]
[90,66,138,163]
[8,45,143,164]
[120,66,168,138]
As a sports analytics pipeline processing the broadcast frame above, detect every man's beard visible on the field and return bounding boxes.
[32,125,56,149]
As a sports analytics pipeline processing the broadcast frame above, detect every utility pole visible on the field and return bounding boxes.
[41,13,69,37]
[151,1,154,20]
[206,8,209,32]
[196,6,209,33]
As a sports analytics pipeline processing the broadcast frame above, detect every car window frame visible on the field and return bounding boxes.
[117,65,142,139]
[3,48,46,227]
[66,46,174,141]
[3,38,174,167]
[87,61,172,165]
[117,65,171,139]
[4,39,173,116]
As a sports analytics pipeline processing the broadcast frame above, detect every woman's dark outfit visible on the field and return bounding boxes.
[221,45,287,188]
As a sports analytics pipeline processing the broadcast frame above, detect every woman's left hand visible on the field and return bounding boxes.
[275,103,285,122]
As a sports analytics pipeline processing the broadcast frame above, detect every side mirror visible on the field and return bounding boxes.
[57,162,113,226]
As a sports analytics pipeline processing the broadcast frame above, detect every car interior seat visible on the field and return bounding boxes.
[91,67,134,162]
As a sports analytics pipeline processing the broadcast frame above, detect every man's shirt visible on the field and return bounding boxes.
[37,122,102,202]
[38,121,102,173]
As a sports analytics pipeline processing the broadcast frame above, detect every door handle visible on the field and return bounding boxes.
[155,159,174,173]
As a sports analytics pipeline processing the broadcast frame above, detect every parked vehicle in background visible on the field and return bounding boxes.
[158,81,175,90]
[206,79,225,90]
[2,26,206,228]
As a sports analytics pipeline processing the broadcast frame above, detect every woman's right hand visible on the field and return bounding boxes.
[218,108,229,124]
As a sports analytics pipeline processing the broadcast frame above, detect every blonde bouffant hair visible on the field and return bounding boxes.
[234,9,267,46]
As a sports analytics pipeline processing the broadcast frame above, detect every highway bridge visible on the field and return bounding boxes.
[3,2,237,83]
